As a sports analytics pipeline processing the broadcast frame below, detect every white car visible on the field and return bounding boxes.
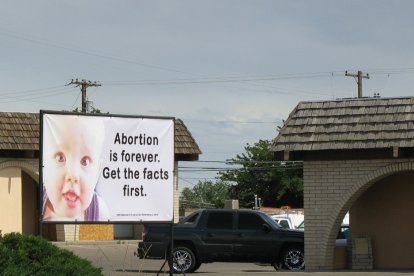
[269,214,303,230]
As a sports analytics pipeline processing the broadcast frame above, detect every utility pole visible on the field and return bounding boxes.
[345,71,370,98]
[67,79,101,112]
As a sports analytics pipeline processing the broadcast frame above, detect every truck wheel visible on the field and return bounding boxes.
[171,246,196,273]
[193,261,202,272]
[281,245,305,270]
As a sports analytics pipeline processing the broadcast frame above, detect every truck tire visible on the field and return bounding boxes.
[192,261,202,272]
[171,246,197,273]
[281,245,305,270]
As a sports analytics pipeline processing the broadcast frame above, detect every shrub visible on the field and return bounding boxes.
[0,233,102,275]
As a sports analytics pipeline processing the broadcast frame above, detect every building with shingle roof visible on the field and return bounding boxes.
[0,112,201,157]
[273,97,414,159]
[0,112,201,241]
[272,97,414,271]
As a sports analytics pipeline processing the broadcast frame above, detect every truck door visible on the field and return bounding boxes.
[234,212,279,262]
[199,211,235,260]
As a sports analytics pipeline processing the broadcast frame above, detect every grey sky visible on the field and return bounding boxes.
[1,0,414,187]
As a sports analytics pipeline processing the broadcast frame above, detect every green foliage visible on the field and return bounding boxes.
[180,180,231,208]
[0,233,102,276]
[72,107,102,113]
[219,139,303,208]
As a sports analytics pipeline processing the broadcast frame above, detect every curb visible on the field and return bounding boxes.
[53,239,141,246]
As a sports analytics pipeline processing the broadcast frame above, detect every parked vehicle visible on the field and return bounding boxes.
[295,221,349,246]
[335,224,349,246]
[272,217,294,229]
[296,220,304,231]
[137,209,305,273]
[269,214,304,230]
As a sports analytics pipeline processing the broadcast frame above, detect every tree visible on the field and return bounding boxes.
[180,180,231,208]
[219,139,303,208]
[72,107,102,113]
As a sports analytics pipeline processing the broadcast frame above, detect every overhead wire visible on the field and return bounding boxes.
[0,85,66,96]
[0,27,341,99]
[0,27,203,76]
[3,27,414,81]
[3,28,414,112]
[0,86,74,104]
[3,28,414,101]
[179,160,303,173]
[71,91,82,109]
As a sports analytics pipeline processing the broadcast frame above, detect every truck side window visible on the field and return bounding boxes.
[206,212,233,229]
[238,213,265,230]
[184,213,199,224]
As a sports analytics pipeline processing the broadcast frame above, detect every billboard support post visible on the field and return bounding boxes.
[156,223,175,276]
[170,223,174,276]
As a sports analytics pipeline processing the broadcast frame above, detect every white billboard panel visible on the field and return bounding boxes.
[41,112,174,223]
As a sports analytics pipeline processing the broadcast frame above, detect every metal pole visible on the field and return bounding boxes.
[170,223,174,276]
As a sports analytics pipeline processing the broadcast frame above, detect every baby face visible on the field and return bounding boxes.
[43,115,105,219]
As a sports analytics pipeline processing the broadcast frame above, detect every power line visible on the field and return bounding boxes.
[179,165,303,172]
[179,166,302,170]
[179,160,303,164]
[102,68,414,87]
[0,85,67,96]
[0,27,202,76]
[0,86,74,105]
[102,72,338,86]
[3,27,414,81]
[181,177,220,180]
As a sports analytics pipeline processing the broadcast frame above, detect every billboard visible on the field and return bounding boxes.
[40,111,174,223]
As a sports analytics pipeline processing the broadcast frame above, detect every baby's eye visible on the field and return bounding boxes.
[80,157,91,167]
[54,153,66,163]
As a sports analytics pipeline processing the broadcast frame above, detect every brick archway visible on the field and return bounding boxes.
[0,160,40,235]
[322,161,414,269]
[0,160,39,182]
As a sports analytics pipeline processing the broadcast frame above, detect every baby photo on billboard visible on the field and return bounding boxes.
[41,114,109,222]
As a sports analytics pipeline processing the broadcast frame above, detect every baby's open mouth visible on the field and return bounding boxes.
[63,191,79,208]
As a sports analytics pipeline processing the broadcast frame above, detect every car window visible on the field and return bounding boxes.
[278,220,290,229]
[337,225,349,239]
[206,212,233,230]
[238,212,266,230]
[183,212,199,224]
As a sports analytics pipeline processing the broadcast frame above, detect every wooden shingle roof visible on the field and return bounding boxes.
[0,112,201,160]
[272,97,414,160]
[0,112,40,150]
[175,118,202,160]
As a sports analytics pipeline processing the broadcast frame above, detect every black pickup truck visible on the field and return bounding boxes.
[137,209,304,273]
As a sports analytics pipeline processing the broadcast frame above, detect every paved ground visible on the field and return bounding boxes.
[54,241,414,276]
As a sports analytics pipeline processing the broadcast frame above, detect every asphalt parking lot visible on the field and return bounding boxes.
[55,241,414,276]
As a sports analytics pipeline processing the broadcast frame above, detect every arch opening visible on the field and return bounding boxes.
[328,162,414,270]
